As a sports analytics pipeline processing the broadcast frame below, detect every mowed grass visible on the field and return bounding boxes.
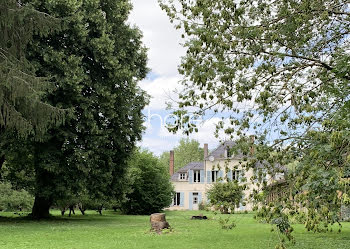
[0,210,349,249]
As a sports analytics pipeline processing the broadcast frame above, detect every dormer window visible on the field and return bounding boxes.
[193,170,201,183]
[225,147,233,158]
[179,173,187,181]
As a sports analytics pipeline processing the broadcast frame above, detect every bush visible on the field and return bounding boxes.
[207,181,244,214]
[120,149,174,215]
[198,201,206,211]
[0,182,34,211]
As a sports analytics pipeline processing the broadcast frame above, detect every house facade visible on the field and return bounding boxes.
[168,141,283,211]
[169,141,252,211]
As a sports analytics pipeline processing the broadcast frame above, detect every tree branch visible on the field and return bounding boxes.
[260,50,350,81]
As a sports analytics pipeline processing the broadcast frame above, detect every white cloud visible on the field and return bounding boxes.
[129,0,186,77]
[129,0,187,154]
[139,136,176,155]
[156,117,232,151]
[139,76,182,110]
[130,0,234,155]
[140,117,237,155]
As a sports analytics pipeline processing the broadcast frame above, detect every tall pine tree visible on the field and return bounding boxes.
[0,0,66,174]
[0,0,65,137]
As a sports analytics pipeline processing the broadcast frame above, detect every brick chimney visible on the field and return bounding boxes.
[249,135,255,155]
[204,143,208,159]
[169,150,174,176]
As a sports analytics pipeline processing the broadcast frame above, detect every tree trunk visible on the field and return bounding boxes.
[97,205,103,215]
[150,213,170,234]
[79,208,85,215]
[31,196,52,219]
[69,205,75,217]
[0,154,5,177]
[78,205,86,215]
[31,145,53,219]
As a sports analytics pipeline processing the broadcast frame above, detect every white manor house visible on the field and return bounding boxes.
[168,140,284,211]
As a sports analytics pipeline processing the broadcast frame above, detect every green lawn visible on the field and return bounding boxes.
[0,210,349,249]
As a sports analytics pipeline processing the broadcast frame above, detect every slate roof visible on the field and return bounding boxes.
[205,140,244,160]
[171,161,204,182]
[255,160,288,172]
[204,141,287,172]
[170,140,287,182]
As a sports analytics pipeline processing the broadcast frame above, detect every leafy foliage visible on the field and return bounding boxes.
[159,0,350,139]
[207,181,244,214]
[159,0,350,236]
[121,149,174,215]
[0,182,34,211]
[2,0,148,218]
[256,206,295,248]
[217,215,236,230]
[159,138,204,172]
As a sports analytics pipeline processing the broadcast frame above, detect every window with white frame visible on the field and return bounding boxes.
[173,192,181,206]
[179,173,187,181]
[211,170,219,182]
[193,170,201,183]
[232,170,241,181]
[226,147,233,158]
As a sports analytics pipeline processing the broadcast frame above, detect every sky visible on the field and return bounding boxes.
[128,0,226,155]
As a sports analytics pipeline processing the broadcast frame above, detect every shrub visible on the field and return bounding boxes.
[120,149,174,215]
[207,181,244,214]
[198,201,206,211]
[0,182,34,211]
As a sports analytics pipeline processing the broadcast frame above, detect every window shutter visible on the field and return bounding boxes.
[200,170,204,183]
[207,171,211,183]
[239,193,245,211]
[227,170,232,181]
[189,192,193,210]
[239,202,245,211]
[180,192,184,207]
[206,193,210,204]
[189,170,193,184]
[219,170,224,182]
[238,170,243,182]
[198,192,202,204]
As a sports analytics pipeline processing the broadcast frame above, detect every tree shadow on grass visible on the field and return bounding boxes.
[0,211,122,224]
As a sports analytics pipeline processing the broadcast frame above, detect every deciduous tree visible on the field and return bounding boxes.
[159,138,204,172]
[4,0,148,218]
[121,149,174,215]
[159,0,350,236]
[207,181,244,214]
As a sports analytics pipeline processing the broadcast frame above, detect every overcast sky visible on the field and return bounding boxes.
[128,0,225,155]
